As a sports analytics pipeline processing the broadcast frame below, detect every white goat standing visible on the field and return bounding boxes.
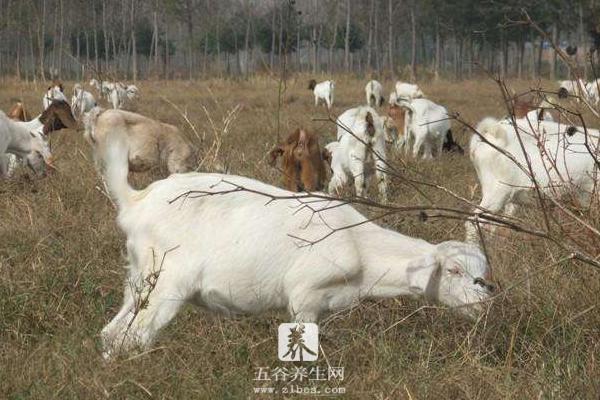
[398,98,451,159]
[71,83,97,119]
[327,106,388,201]
[308,79,335,109]
[465,116,600,242]
[98,133,494,358]
[42,84,68,110]
[0,111,53,178]
[90,79,115,100]
[108,83,139,109]
[365,80,385,107]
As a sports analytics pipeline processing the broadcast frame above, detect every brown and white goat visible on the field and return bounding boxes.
[268,129,330,192]
[84,107,194,175]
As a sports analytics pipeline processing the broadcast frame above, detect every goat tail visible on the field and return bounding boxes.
[474,117,508,148]
[101,132,135,209]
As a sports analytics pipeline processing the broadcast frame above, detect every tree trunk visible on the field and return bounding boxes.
[344,0,350,71]
[410,1,416,81]
[244,1,251,78]
[270,0,276,69]
[93,4,99,73]
[328,2,339,74]
[366,0,374,72]
[131,0,137,81]
[58,0,64,77]
[388,0,393,75]
[434,18,440,80]
[38,0,46,81]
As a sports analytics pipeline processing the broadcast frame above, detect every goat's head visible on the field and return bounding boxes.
[40,100,77,135]
[308,79,317,90]
[269,129,327,192]
[25,131,54,176]
[411,241,494,319]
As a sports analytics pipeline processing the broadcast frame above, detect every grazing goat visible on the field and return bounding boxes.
[465,117,600,242]
[386,103,408,147]
[83,107,194,175]
[327,106,388,200]
[17,100,77,137]
[308,79,335,110]
[0,111,53,178]
[268,129,330,192]
[2,100,75,177]
[90,78,115,99]
[42,82,68,110]
[108,83,139,109]
[394,82,424,101]
[365,80,385,107]
[98,135,494,358]
[7,101,31,122]
[71,83,97,119]
[510,93,558,121]
[398,98,451,159]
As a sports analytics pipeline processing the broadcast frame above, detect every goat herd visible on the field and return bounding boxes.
[1,76,597,359]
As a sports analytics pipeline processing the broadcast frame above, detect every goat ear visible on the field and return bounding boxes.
[407,254,439,296]
[268,146,284,166]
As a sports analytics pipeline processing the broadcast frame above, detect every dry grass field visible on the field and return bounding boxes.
[1,75,599,399]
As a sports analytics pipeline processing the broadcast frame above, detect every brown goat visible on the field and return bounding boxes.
[7,101,31,122]
[269,129,329,192]
[39,100,77,135]
[386,103,406,143]
[511,93,559,121]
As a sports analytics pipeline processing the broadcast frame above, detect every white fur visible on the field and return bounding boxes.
[365,80,384,107]
[42,85,67,110]
[313,80,335,109]
[0,111,52,178]
[394,82,424,101]
[97,134,492,358]
[71,83,97,119]
[108,83,139,109]
[399,98,450,159]
[328,106,388,200]
[466,116,600,241]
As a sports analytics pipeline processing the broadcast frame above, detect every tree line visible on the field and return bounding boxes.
[0,0,598,82]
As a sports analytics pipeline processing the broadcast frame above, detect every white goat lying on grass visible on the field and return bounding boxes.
[308,79,335,109]
[398,98,451,159]
[466,116,600,242]
[83,107,194,175]
[0,111,53,177]
[98,133,494,358]
[327,106,389,201]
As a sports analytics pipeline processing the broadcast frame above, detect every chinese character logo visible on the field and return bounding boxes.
[278,323,318,362]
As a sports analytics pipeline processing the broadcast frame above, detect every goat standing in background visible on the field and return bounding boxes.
[308,79,335,110]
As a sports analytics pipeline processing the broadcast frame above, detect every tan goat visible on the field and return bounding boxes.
[84,107,194,175]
